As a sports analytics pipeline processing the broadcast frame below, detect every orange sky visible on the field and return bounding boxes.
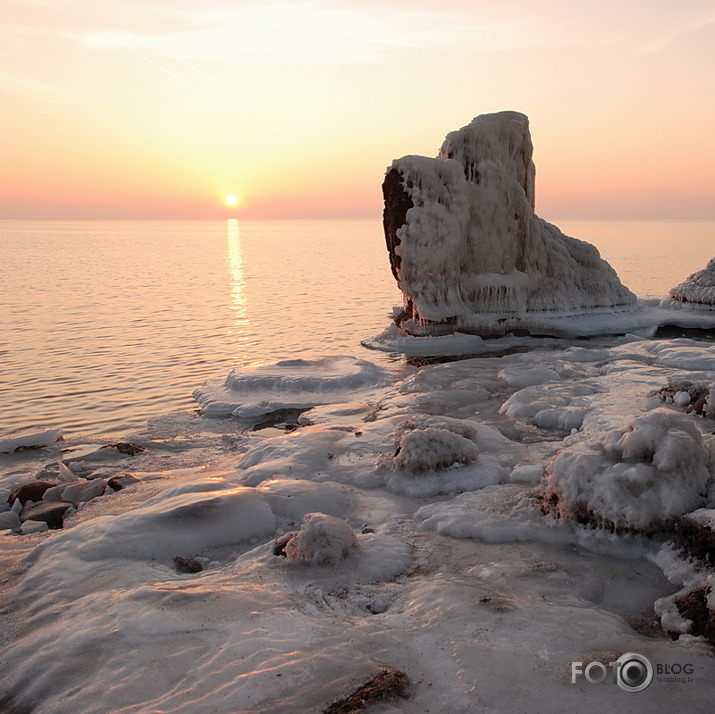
[2,0,714,220]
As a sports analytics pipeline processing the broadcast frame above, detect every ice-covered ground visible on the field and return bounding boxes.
[2,344,715,712]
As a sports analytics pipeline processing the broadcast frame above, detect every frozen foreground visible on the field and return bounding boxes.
[2,343,715,712]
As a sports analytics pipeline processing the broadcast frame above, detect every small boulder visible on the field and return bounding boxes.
[101,442,145,456]
[173,556,204,574]
[279,513,357,567]
[9,481,57,506]
[20,501,74,529]
[107,474,140,491]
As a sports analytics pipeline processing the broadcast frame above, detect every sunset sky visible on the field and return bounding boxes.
[2,0,714,220]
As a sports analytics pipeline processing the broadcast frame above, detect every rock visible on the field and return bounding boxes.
[669,257,715,306]
[173,556,204,573]
[280,513,357,566]
[382,111,637,337]
[678,509,715,564]
[101,442,146,456]
[107,474,140,491]
[672,582,715,646]
[323,668,411,713]
[61,479,106,504]
[19,501,75,529]
[9,481,57,506]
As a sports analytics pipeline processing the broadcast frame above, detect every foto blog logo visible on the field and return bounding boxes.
[571,652,653,692]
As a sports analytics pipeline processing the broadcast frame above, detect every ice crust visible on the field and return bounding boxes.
[0,426,63,454]
[2,340,715,712]
[383,111,640,336]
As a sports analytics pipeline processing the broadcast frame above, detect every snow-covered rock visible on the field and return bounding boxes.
[279,512,357,566]
[382,111,638,337]
[542,408,711,532]
[669,256,715,306]
[387,415,479,473]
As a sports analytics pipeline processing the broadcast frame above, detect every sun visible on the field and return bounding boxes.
[224,194,239,207]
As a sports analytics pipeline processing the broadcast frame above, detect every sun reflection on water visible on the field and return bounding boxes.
[226,219,250,341]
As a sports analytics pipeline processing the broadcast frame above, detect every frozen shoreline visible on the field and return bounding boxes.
[1,333,715,712]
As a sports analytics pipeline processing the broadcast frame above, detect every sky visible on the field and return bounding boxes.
[2,0,715,220]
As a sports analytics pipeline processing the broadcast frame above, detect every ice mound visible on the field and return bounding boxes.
[193,356,391,421]
[669,256,715,307]
[277,512,357,566]
[543,408,711,532]
[382,110,638,337]
[388,415,479,472]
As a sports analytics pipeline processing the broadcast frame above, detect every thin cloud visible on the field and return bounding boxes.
[130,48,230,110]
[640,15,715,53]
[175,58,250,108]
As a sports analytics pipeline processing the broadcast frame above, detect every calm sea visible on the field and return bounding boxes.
[1,218,713,438]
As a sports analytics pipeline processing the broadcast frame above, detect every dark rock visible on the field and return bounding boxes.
[673,583,715,646]
[382,167,413,282]
[273,533,291,557]
[251,408,306,432]
[19,501,74,529]
[9,481,57,506]
[173,556,203,573]
[676,510,715,564]
[101,442,145,456]
[323,668,411,714]
[107,474,140,491]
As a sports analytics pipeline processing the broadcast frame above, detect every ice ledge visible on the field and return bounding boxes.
[364,301,715,357]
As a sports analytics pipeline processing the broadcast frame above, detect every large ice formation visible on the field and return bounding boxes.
[669,256,715,307]
[382,111,638,337]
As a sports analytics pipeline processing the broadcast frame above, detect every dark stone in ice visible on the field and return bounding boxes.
[107,474,140,491]
[251,408,306,432]
[673,583,715,646]
[323,667,411,713]
[19,501,74,529]
[9,481,57,506]
[173,556,204,573]
[273,533,291,557]
[101,442,145,456]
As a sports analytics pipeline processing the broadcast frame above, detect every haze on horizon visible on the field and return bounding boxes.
[1,0,714,221]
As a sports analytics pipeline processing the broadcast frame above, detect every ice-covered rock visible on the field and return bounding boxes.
[382,111,638,337]
[669,257,715,307]
[387,415,479,473]
[278,512,357,566]
[542,409,711,532]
